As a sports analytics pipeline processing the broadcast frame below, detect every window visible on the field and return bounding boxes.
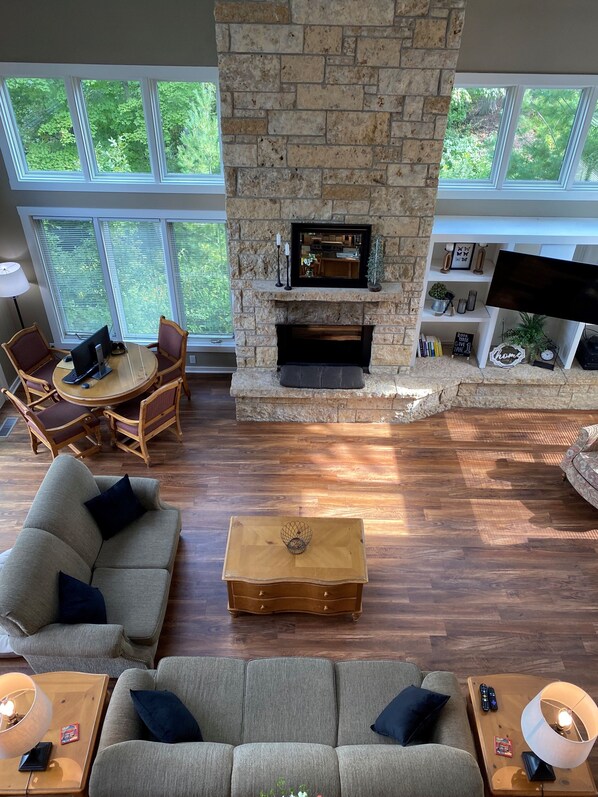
[439,75,598,197]
[25,210,233,344]
[0,65,223,191]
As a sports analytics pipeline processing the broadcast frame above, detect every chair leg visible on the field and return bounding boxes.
[140,437,151,467]
[182,375,191,400]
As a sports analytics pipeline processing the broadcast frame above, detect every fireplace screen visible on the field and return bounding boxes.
[277,324,373,372]
[291,223,371,288]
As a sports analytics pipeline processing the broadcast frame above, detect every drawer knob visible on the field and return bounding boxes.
[259,591,265,597]
[260,604,266,611]
[323,591,329,597]
[323,605,328,611]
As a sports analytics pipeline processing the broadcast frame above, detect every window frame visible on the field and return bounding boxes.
[0,63,225,193]
[438,73,598,200]
[18,206,235,351]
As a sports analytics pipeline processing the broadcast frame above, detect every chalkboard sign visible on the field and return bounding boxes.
[452,332,474,359]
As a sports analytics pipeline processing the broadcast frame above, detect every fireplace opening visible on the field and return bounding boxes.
[277,324,373,373]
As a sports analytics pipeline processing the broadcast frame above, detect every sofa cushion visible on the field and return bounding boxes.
[91,568,169,645]
[23,455,103,567]
[232,743,341,797]
[370,685,449,746]
[130,689,203,743]
[85,475,146,540]
[156,657,246,746]
[58,571,107,625]
[335,660,423,746]
[90,740,234,797]
[573,452,598,490]
[93,509,181,570]
[0,528,90,637]
[243,657,337,746]
[336,744,484,797]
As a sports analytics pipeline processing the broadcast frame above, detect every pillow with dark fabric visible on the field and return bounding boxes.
[58,571,107,625]
[130,689,203,744]
[371,684,450,746]
[84,474,146,539]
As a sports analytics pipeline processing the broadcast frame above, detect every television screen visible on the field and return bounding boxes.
[486,250,598,324]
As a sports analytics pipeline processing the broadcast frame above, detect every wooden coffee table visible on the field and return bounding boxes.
[0,672,108,796]
[467,674,598,796]
[223,515,367,620]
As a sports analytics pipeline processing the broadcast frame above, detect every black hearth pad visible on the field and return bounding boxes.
[279,364,365,389]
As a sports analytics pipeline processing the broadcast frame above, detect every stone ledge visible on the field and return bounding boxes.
[252,280,402,301]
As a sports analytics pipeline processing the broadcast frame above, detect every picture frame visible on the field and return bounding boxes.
[450,243,476,270]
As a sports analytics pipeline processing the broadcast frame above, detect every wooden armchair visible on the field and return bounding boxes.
[147,316,190,399]
[1,388,101,460]
[2,323,68,405]
[103,379,183,466]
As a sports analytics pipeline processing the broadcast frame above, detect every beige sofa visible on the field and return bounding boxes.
[0,455,181,676]
[89,656,484,797]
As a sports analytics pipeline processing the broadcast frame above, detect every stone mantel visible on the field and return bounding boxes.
[252,281,402,303]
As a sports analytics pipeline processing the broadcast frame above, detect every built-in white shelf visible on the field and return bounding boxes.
[428,260,495,282]
[421,304,491,322]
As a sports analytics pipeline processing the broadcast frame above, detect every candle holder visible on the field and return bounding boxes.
[275,242,283,287]
[473,244,487,275]
[284,252,292,290]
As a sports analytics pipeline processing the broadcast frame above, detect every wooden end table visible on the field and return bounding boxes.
[468,674,598,797]
[0,672,108,796]
[223,515,368,620]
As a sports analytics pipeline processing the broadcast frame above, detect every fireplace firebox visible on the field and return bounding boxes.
[277,324,373,372]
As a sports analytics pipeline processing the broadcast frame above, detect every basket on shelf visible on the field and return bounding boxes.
[280,520,313,555]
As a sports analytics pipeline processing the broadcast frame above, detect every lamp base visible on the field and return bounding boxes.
[18,741,52,772]
[522,751,556,782]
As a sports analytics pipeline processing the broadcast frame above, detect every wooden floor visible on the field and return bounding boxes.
[1,375,598,778]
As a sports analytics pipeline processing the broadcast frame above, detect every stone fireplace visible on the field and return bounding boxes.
[215,0,466,421]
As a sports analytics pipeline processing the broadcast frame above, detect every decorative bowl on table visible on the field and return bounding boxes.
[280,521,313,555]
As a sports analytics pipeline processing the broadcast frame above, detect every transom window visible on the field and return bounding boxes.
[0,64,223,192]
[20,210,233,345]
[440,74,598,196]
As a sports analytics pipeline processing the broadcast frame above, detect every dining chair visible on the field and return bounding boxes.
[147,316,191,399]
[103,378,183,467]
[1,388,102,460]
[2,323,68,405]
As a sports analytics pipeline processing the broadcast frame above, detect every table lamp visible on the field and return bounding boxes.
[0,262,30,329]
[0,673,53,771]
[521,681,598,781]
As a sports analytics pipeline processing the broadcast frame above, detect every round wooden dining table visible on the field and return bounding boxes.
[54,342,158,408]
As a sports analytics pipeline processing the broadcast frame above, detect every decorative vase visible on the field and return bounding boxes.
[431,298,449,314]
[368,281,381,292]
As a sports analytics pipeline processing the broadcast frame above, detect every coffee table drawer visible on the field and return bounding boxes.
[232,595,358,615]
[231,581,358,601]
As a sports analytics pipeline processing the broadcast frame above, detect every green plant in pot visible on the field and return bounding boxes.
[428,282,454,314]
[504,312,548,362]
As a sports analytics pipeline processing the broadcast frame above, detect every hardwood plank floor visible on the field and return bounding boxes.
[1,375,597,778]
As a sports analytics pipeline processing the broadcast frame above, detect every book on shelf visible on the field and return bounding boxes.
[417,334,443,358]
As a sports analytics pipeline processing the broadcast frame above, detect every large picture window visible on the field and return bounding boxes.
[439,75,598,197]
[0,65,223,192]
[24,211,233,344]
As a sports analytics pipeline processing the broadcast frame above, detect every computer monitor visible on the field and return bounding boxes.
[70,325,112,379]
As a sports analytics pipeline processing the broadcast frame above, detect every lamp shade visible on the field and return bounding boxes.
[0,263,30,298]
[521,681,598,769]
[0,673,52,759]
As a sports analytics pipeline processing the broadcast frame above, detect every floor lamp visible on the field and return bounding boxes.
[0,262,30,329]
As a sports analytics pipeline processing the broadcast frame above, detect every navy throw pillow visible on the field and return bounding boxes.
[130,689,203,744]
[58,571,107,624]
[371,685,450,746]
[84,474,146,539]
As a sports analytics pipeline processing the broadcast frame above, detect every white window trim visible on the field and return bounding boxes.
[0,63,225,193]
[17,206,234,351]
[438,73,598,200]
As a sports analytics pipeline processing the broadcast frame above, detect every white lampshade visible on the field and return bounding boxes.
[0,673,52,759]
[0,263,30,298]
[521,681,598,769]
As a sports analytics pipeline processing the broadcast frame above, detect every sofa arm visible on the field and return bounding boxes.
[97,668,156,752]
[10,623,130,660]
[94,475,162,511]
[421,671,477,758]
[561,424,598,470]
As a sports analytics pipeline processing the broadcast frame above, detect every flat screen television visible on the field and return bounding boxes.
[486,250,598,324]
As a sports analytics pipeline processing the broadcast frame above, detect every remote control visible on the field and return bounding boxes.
[488,686,498,711]
[480,683,490,712]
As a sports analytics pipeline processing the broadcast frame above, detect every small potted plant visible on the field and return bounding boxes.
[505,312,548,362]
[428,282,454,314]
[366,235,384,291]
